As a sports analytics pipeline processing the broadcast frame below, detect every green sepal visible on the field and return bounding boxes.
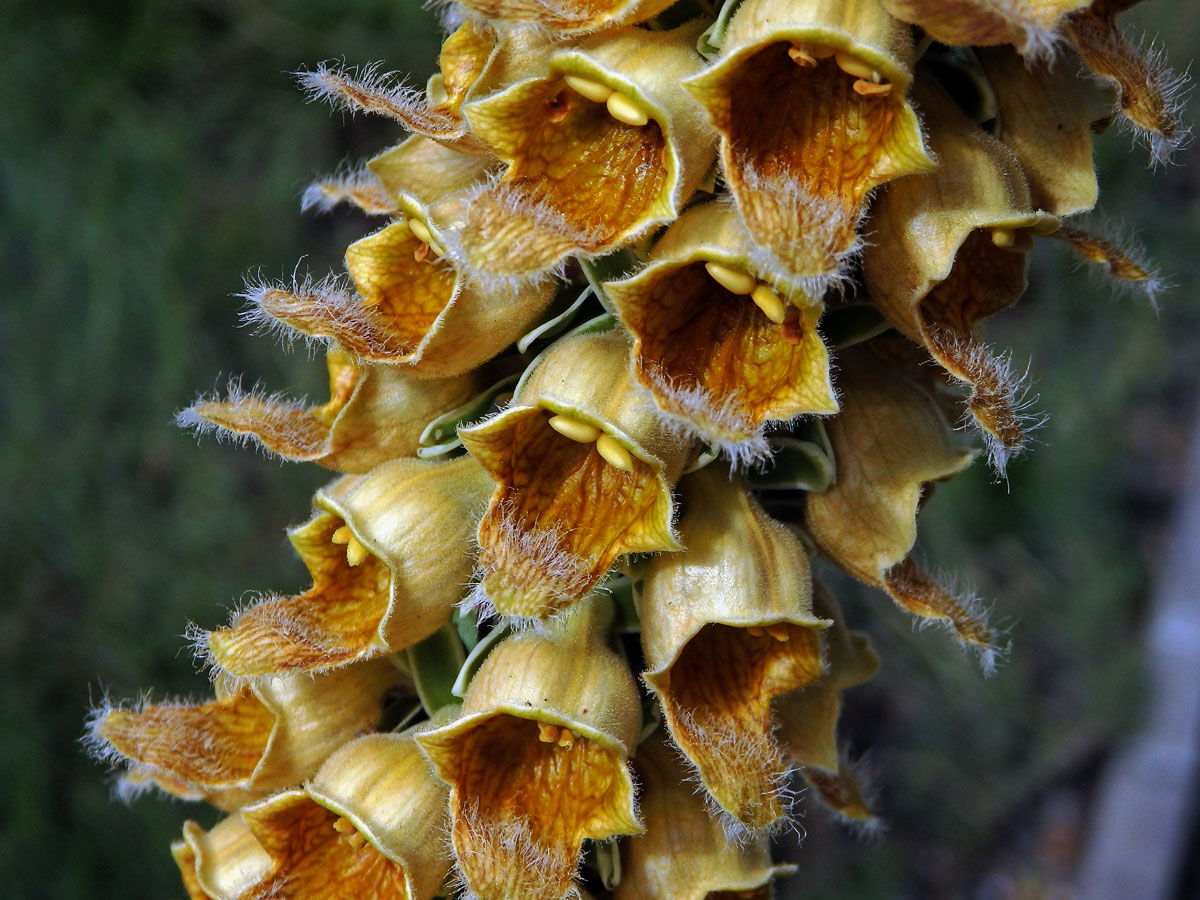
[451,621,511,699]
[747,420,836,492]
[517,285,596,354]
[403,623,466,717]
[697,0,748,59]
[420,374,520,448]
[581,250,640,317]
[513,312,619,397]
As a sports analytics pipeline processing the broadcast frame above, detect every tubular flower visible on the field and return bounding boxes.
[606,199,836,462]
[199,457,494,678]
[776,587,880,824]
[639,464,830,833]
[90,3,1185,899]
[417,596,642,900]
[617,731,796,900]
[437,22,717,284]
[460,330,690,621]
[178,347,477,473]
[804,348,995,662]
[862,77,1058,470]
[89,661,406,810]
[684,0,935,289]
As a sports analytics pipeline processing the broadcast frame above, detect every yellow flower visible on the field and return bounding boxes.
[198,457,493,677]
[417,596,642,900]
[460,329,689,621]
[172,815,273,900]
[89,660,405,810]
[881,0,1089,57]
[639,464,830,833]
[685,0,935,288]
[606,199,836,462]
[453,0,679,34]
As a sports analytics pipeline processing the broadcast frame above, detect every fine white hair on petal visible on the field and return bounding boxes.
[174,376,318,459]
[295,60,439,126]
[1054,215,1170,309]
[300,159,395,216]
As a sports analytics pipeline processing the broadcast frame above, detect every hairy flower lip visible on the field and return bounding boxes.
[881,0,1090,58]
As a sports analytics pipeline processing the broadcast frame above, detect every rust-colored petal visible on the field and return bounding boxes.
[180,347,476,472]
[418,597,642,900]
[882,0,1089,56]
[804,349,995,661]
[639,465,830,832]
[460,331,689,620]
[607,200,836,461]
[685,0,935,287]
[442,23,716,284]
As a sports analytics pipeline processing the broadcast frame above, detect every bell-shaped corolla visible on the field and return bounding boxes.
[616,730,796,900]
[862,77,1059,471]
[89,660,405,811]
[453,0,678,34]
[175,727,453,900]
[775,586,880,825]
[179,347,477,473]
[198,457,494,678]
[172,815,273,900]
[460,329,691,621]
[417,596,642,900]
[685,0,935,291]
[639,464,830,834]
[803,348,996,666]
[606,199,837,464]
[881,0,1089,57]
[436,22,717,285]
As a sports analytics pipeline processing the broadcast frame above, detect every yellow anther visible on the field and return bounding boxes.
[564,75,614,104]
[595,434,634,472]
[704,261,756,295]
[606,91,648,127]
[538,722,562,744]
[333,816,356,835]
[331,525,353,545]
[991,227,1017,248]
[834,50,880,84]
[750,283,788,324]
[745,626,765,637]
[556,727,575,748]
[347,831,367,850]
[548,414,601,443]
[408,218,444,257]
[788,45,818,68]
[853,79,893,97]
[345,534,370,567]
[766,623,791,642]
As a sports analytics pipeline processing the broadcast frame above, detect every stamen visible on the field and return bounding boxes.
[345,533,371,567]
[853,79,893,96]
[333,816,357,835]
[704,261,756,295]
[331,525,353,545]
[548,414,602,443]
[991,227,1017,248]
[538,722,562,743]
[766,623,791,642]
[408,218,444,257]
[556,727,574,748]
[595,434,634,472]
[347,831,367,850]
[745,626,765,637]
[750,284,788,324]
[564,75,614,104]
[834,50,881,84]
[788,45,818,68]
[606,91,649,127]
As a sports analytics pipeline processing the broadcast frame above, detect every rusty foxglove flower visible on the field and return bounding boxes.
[882,0,1090,57]
[453,0,678,34]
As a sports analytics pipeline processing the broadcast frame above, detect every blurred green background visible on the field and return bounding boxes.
[0,2,1195,899]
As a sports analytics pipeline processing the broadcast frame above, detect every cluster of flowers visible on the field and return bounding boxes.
[88,0,1184,898]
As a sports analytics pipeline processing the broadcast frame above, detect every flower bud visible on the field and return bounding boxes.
[685,0,935,288]
[617,731,796,900]
[460,330,691,620]
[417,596,642,900]
[607,199,836,462]
[639,464,830,833]
[179,347,477,473]
[89,660,406,810]
[200,457,493,677]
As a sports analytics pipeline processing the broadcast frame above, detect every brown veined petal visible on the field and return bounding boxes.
[882,0,1090,57]
[173,816,274,900]
[616,731,796,900]
[302,161,399,216]
[606,199,836,462]
[199,459,492,678]
[460,330,690,621]
[179,347,476,472]
[1052,220,1163,304]
[1065,2,1191,166]
[978,44,1119,217]
[639,464,830,833]
[862,76,1058,471]
[441,22,716,285]
[455,0,678,34]
[90,661,407,809]
[418,596,642,900]
[804,348,997,664]
[685,0,935,290]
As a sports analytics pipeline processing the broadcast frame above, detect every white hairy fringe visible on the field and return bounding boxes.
[806,751,885,840]
[301,159,394,216]
[437,174,612,294]
[632,369,773,470]
[666,706,801,847]
[1057,214,1171,309]
[174,377,317,459]
[450,800,583,900]
[428,0,602,31]
[1113,34,1193,168]
[295,60,441,126]
[736,159,865,302]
